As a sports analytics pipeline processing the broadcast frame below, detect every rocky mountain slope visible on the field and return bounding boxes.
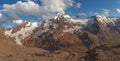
[21,15,120,51]
[2,14,120,61]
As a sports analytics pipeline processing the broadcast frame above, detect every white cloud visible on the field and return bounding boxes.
[40,0,66,14]
[3,1,40,19]
[25,0,33,1]
[94,12,100,15]
[76,3,81,8]
[40,0,75,14]
[13,19,24,25]
[103,9,111,15]
[116,8,120,13]
[3,0,75,19]
[25,0,37,1]
[0,13,13,25]
[0,0,78,25]
[0,13,2,17]
[0,13,4,24]
[78,13,86,16]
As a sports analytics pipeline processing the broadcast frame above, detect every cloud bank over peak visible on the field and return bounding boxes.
[0,0,81,25]
[13,19,25,25]
[2,0,76,18]
[3,1,40,18]
[40,0,74,14]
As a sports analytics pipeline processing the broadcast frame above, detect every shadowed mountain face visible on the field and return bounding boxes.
[87,16,120,46]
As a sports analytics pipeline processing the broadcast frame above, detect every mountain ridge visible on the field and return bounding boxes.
[4,15,120,50]
[1,14,120,61]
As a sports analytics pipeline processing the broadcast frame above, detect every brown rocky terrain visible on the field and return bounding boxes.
[0,15,120,61]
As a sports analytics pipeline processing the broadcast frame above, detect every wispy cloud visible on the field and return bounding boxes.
[103,9,111,15]
[78,13,86,16]
[76,3,82,8]
[0,0,77,25]
[13,19,25,25]
[116,8,120,13]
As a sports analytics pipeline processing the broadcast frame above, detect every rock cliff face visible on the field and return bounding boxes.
[22,15,87,51]
[20,15,120,51]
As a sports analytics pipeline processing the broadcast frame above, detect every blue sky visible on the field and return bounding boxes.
[66,0,120,16]
[0,0,120,16]
[0,0,120,27]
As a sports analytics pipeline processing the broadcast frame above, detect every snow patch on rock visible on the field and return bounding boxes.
[5,22,39,45]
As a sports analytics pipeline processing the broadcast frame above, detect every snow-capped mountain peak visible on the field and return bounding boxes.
[93,15,118,26]
[4,14,120,47]
[5,22,39,45]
